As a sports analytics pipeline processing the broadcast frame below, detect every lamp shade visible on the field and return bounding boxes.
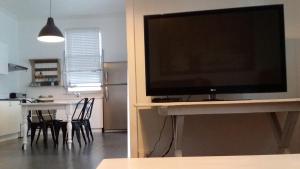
[37,17,64,43]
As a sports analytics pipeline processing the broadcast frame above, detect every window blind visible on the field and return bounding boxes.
[64,28,102,91]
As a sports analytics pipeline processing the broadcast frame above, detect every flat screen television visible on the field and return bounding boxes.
[144,4,286,96]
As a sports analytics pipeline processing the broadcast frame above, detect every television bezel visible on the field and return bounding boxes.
[144,4,287,96]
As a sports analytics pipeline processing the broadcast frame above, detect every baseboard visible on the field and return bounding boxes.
[0,133,19,142]
[104,129,127,133]
[92,128,103,133]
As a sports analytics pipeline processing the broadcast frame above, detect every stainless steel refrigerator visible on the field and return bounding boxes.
[103,62,127,131]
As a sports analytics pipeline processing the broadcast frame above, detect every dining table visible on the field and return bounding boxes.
[20,102,73,150]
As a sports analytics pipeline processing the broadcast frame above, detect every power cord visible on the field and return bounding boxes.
[162,116,175,157]
[147,117,169,157]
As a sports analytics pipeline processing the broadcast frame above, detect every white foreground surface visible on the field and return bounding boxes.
[97,154,300,169]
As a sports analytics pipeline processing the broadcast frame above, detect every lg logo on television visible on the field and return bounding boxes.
[210,89,217,92]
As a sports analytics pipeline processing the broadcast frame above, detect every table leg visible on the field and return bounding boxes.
[174,115,184,157]
[22,107,28,150]
[66,105,72,150]
[278,111,300,153]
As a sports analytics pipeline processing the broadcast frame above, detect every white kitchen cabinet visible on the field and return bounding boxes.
[0,101,22,136]
[89,98,103,129]
[0,42,8,74]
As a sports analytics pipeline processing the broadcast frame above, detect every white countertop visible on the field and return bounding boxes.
[97,154,300,169]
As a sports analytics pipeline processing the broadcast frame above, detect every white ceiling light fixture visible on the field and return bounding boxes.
[37,0,64,43]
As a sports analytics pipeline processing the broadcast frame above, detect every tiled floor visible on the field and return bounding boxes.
[0,132,127,169]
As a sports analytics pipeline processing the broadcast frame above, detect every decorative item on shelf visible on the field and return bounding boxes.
[29,59,61,87]
[36,71,43,79]
[37,0,64,43]
[37,95,54,102]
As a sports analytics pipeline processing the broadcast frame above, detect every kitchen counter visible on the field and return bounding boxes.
[0,99,23,101]
[0,100,22,141]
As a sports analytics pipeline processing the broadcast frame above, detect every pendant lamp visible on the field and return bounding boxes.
[37,0,64,43]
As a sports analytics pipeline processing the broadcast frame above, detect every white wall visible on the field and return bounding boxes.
[0,9,22,98]
[17,15,127,98]
[126,0,300,157]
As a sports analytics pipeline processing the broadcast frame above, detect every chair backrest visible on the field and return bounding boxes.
[72,98,89,120]
[36,110,45,123]
[84,98,95,120]
[24,100,34,123]
[24,99,54,123]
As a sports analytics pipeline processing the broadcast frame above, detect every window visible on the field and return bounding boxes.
[64,28,103,92]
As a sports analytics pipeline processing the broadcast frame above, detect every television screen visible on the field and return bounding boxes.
[144,4,286,96]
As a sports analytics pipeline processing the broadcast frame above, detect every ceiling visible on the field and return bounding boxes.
[0,0,125,19]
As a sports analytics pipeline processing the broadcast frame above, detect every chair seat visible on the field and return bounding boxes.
[53,119,86,147]
[30,120,56,147]
[56,120,83,124]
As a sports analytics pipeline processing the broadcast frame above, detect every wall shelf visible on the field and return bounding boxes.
[35,68,58,71]
[30,59,61,87]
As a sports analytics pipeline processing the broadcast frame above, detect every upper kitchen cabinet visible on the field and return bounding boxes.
[0,42,8,74]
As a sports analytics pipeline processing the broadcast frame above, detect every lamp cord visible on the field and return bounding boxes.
[50,0,52,17]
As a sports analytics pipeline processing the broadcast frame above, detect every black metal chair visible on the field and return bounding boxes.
[27,110,41,146]
[28,110,57,147]
[82,98,95,142]
[24,100,56,147]
[54,98,89,147]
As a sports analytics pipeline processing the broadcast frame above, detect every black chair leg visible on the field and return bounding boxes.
[84,123,90,142]
[80,125,87,144]
[61,125,67,146]
[36,128,41,144]
[31,126,37,146]
[72,128,75,141]
[88,121,94,141]
[75,128,81,147]
[54,125,60,146]
[50,125,56,147]
[27,126,31,137]
[42,127,48,148]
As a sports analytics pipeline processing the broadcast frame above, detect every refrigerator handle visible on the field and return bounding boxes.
[104,71,109,102]
[105,71,108,85]
[105,86,109,102]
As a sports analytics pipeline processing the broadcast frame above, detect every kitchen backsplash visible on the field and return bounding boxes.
[25,86,103,100]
